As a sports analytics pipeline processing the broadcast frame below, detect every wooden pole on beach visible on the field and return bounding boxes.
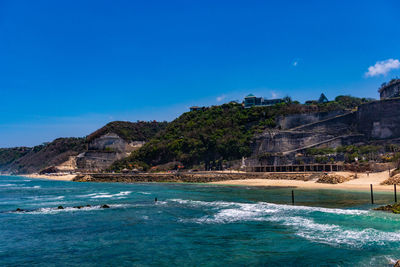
[291,190,294,205]
[395,184,397,203]
[370,184,374,204]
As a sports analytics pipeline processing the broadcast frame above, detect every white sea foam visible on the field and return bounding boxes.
[0,183,17,187]
[138,191,151,195]
[172,198,400,248]
[18,203,132,215]
[170,199,235,208]
[29,196,65,201]
[263,202,368,215]
[81,191,132,199]
[12,185,41,189]
[2,179,31,182]
[275,216,400,248]
[170,199,367,216]
[0,184,40,189]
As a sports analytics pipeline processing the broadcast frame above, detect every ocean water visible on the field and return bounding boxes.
[0,176,400,266]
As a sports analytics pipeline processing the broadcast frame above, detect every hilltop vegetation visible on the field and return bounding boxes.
[0,147,31,169]
[87,121,168,143]
[111,95,371,171]
[4,138,86,174]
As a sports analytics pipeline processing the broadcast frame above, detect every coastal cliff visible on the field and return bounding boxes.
[0,121,167,174]
[3,96,400,175]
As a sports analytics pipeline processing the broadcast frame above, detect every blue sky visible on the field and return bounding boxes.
[1,0,400,147]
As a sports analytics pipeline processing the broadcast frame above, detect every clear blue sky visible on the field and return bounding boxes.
[1,0,400,147]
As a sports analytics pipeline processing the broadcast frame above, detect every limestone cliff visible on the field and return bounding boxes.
[252,99,400,166]
[76,133,145,171]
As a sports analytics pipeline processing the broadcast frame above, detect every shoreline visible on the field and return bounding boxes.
[14,170,398,192]
[21,173,76,181]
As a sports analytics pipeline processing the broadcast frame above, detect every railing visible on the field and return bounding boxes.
[247,164,344,172]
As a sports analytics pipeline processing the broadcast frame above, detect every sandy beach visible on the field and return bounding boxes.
[18,170,398,192]
[210,171,396,192]
[23,173,76,181]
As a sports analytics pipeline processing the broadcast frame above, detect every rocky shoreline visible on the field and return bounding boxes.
[73,172,314,183]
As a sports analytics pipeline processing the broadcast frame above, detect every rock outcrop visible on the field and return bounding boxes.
[374,203,400,214]
[316,174,352,184]
[76,133,145,171]
[381,174,400,185]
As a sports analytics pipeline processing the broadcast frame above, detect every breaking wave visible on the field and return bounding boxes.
[14,204,132,215]
[28,196,65,202]
[171,198,400,248]
[81,191,132,199]
[0,184,18,187]
[0,184,40,189]
[274,216,400,248]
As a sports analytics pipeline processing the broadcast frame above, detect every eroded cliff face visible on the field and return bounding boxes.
[252,99,400,165]
[76,133,145,172]
[254,111,358,156]
[357,99,400,139]
[276,110,347,130]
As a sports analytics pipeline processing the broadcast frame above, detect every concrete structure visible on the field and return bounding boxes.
[190,106,204,111]
[305,93,329,105]
[247,164,344,172]
[356,98,400,139]
[318,93,329,103]
[251,96,400,167]
[244,94,283,108]
[379,79,400,99]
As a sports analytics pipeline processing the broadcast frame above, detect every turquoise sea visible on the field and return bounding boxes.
[1,175,400,266]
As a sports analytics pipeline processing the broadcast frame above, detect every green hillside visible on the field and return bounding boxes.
[0,147,31,169]
[5,138,87,174]
[111,96,370,171]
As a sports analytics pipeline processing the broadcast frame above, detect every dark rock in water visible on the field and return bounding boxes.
[86,205,91,207]
[74,206,83,209]
[374,205,393,211]
[394,260,400,267]
[101,204,110,209]
[57,206,64,209]
[15,208,24,212]
[374,203,400,214]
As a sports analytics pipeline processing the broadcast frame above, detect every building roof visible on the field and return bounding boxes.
[245,94,256,98]
[318,93,329,103]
